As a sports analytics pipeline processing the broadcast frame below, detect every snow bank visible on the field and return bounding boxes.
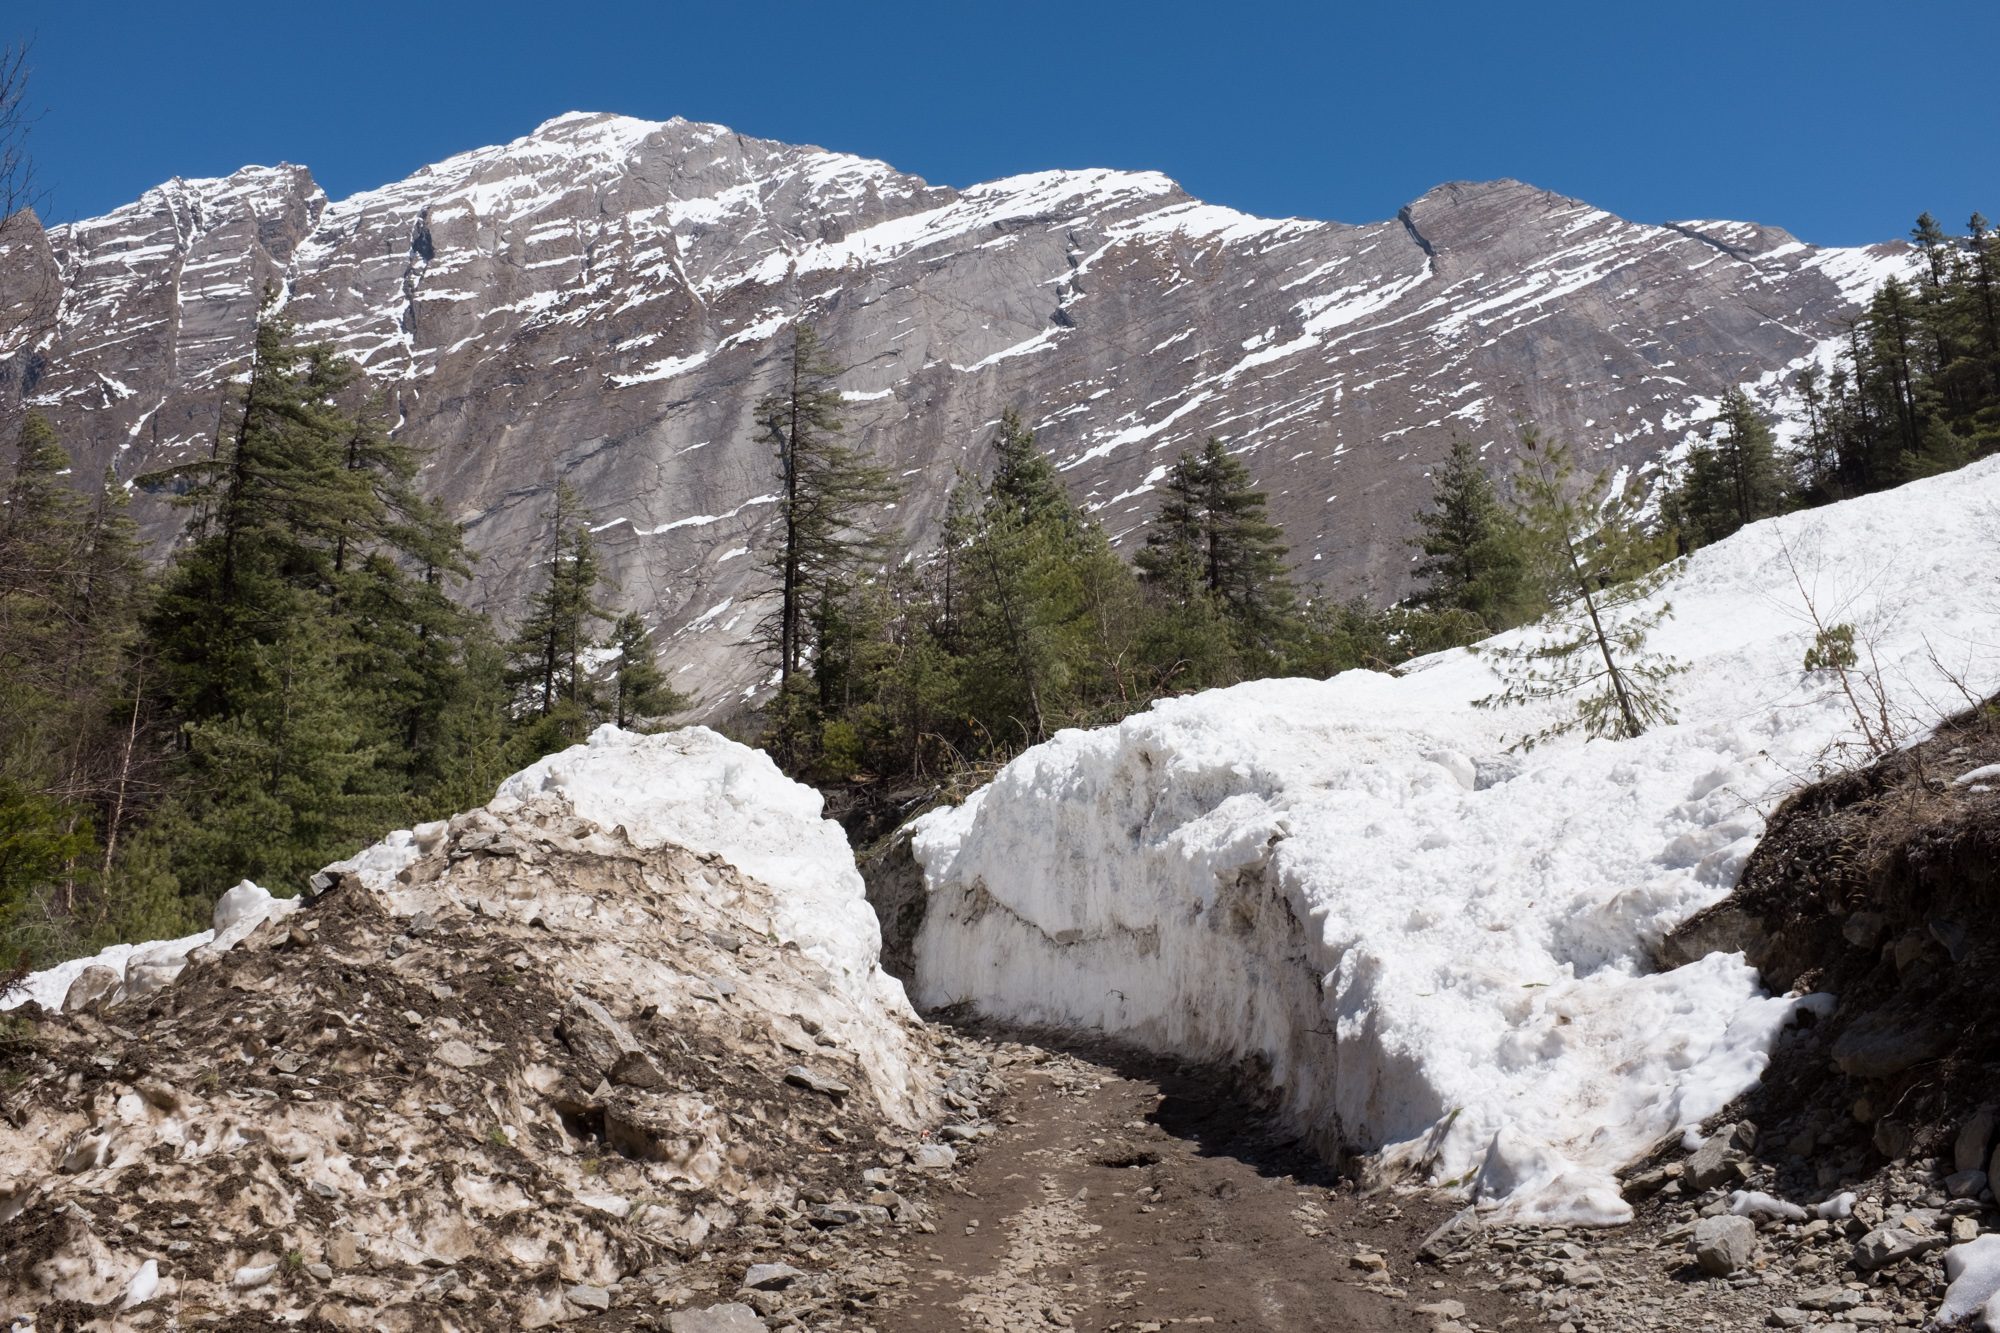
[496,724,908,1013]
[912,456,2000,1224]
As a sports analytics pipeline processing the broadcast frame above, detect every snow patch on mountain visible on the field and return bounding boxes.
[909,457,2000,1225]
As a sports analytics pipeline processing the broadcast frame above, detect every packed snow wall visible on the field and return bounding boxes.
[910,457,2000,1224]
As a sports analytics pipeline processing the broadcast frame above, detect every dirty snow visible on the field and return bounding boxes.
[910,456,2000,1225]
[496,725,907,1015]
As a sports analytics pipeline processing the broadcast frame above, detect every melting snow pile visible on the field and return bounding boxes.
[911,457,2000,1225]
[495,724,909,1015]
[8,726,903,1018]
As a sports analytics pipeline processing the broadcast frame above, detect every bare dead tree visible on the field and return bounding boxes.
[0,39,33,226]
[0,38,54,352]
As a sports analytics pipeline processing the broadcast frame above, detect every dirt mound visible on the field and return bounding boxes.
[0,793,957,1330]
[1669,699,2000,1168]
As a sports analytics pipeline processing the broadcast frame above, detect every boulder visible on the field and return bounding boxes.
[1958,1105,1999,1175]
[1853,1226,1949,1272]
[667,1305,766,1333]
[61,965,121,1014]
[741,1263,804,1291]
[1693,1214,1757,1276]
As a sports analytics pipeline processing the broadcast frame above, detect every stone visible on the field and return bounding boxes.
[558,994,638,1076]
[1767,1309,1810,1329]
[1946,1169,1988,1200]
[741,1262,805,1291]
[807,1202,891,1227]
[434,1039,486,1070]
[666,1305,766,1333]
[1685,1128,1745,1192]
[911,1143,958,1171]
[1852,1225,1948,1271]
[783,1067,850,1097]
[1797,1286,1861,1313]
[1841,911,1887,950]
[1415,1300,1466,1320]
[1833,1014,1948,1080]
[1956,1105,1998,1174]
[566,1283,612,1311]
[61,965,122,1014]
[610,1049,668,1090]
[1692,1214,1757,1276]
[940,1123,981,1142]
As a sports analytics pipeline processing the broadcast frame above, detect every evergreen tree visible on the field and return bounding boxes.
[1663,389,1785,548]
[607,611,685,729]
[1408,437,1526,631]
[505,480,610,745]
[1478,430,1682,747]
[754,323,897,767]
[1135,438,1293,647]
[133,303,514,905]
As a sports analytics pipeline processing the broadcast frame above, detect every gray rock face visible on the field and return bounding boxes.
[0,113,1910,709]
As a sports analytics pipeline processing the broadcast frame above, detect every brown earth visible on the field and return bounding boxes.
[878,1026,1511,1333]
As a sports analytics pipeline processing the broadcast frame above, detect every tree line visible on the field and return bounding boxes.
[6,210,1995,967]
[0,302,678,969]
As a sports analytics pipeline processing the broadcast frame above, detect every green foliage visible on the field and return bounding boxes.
[504,481,610,739]
[1408,437,1529,635]
[608,611,686,730]
[1803,623,1859,673]
[1476,430,1684,748]
[1135,437,1295,661]
[1662,390,1787,550]
[756,323,898,766]
[1793,212,2000,504]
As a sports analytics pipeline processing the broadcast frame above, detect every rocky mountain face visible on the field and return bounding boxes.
[0,112,1905,708]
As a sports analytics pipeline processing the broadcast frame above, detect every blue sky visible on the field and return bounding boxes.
[16,0,1997,245]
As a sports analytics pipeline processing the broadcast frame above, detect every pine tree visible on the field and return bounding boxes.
[1478,430,1682,747]
[1663,389,1785,548]
[505,481,610,744]
[607,611,685,729]
[1136,439,1293,639]
[1408,437,1526,631]
[755,323,897,767]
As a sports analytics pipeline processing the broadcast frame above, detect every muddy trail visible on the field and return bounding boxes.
[876,1024,1510,1333]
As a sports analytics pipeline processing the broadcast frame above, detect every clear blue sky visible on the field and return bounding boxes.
[16,0,1997,246]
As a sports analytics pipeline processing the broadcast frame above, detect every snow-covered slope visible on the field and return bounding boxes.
[909,459,2000,1225]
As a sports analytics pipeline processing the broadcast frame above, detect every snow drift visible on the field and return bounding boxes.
[910,456,2000,1224]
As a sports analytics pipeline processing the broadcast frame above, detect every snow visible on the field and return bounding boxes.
[2,881,300,1013]
[1942,1235,2000,1326]
[1727,1189,1806,1221]
[910,456,2000,1225]
[496,726,908,1016]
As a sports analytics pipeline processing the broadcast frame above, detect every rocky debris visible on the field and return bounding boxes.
[0,790,988,1331]
[0,114,1904,709]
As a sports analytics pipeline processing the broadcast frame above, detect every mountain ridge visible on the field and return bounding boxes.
[0,111,1911,711]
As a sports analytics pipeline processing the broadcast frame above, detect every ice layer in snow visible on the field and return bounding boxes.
[911,456,2000,1224]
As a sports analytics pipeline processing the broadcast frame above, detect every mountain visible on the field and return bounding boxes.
[0,112,1908,709]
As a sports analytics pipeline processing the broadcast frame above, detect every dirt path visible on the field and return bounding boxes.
[878,1029,1513,1333]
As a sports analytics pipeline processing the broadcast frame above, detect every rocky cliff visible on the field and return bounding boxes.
[0,112,1907,708]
